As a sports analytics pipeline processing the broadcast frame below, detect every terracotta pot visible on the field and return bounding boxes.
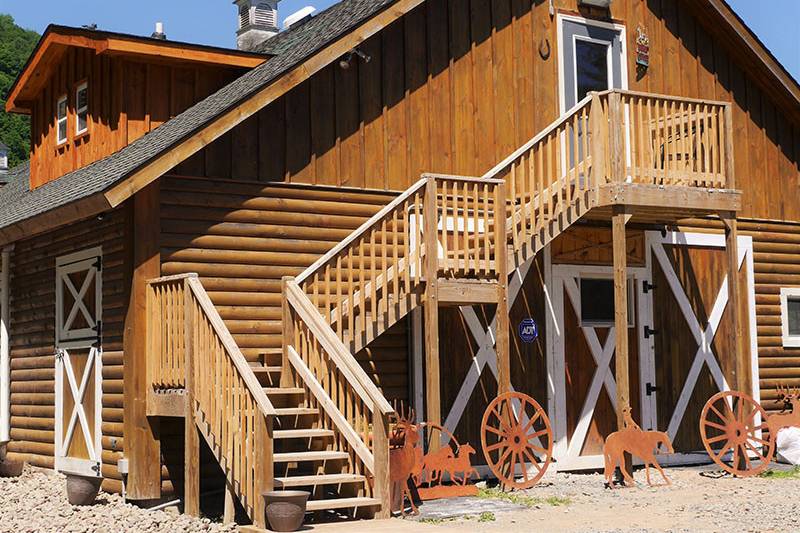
[0,459,24,477]
[263,490,309,532]
[66,473,102,506]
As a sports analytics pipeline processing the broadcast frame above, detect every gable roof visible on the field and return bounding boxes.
[6,25,268,114]
[0,0,798,245]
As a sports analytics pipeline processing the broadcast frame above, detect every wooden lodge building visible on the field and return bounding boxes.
[0,0,798,526]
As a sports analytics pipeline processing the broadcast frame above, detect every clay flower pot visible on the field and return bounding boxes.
[263,490,309,532]
[65,473,102,506]
[0,459,24,477]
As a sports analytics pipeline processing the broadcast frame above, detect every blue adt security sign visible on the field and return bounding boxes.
[519,318,538,343]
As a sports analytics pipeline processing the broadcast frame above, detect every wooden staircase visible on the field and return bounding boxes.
[144,89,739,528]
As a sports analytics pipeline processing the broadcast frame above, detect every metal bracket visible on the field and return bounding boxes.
[642,280,657,294]
[91,462,101,475]
[55,349,65,361]
[644,325,658,339]
[645,382,660,396]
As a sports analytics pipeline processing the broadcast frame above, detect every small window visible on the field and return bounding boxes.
[75,82,88,135]
[579,277,634,328]
[781,288,800,348]
[575,38,610,102]
[56,95,68,145]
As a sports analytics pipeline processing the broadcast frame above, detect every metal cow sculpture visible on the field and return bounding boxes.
[700,384,800,477]
[603,406,675,488]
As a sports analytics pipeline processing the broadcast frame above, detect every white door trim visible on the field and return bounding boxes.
[550,263,651,470]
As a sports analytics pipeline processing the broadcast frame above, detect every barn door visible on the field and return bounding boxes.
[55,247,103,477]
[647,231,757,461]
[551,264,652,470]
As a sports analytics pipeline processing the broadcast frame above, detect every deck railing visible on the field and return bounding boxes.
[484,89,734,263]
[147,273,276,528]
[283,278,393,517]
[296,174,504,351]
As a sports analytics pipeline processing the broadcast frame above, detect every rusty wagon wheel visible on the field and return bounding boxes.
[700,390,774,477]
[481,392,553,490]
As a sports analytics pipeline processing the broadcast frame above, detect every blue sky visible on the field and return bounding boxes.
[1,0,798,80]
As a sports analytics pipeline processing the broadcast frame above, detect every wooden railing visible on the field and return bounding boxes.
[296,175,504,350]
[147,274,276,528]
[283,278,392,518]
[484,89,735,262]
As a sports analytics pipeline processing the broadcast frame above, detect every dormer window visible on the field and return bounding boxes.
[75,82,88,135]
[56,95,68,145]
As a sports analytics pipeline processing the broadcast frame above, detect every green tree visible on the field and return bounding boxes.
[0,14,40,168]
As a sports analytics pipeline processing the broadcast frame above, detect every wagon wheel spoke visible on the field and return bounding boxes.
[703,419,727,432]
[528,442,547,455]
[746,409,760,426]
[749,435,770,447]
[753,423,770,432]
[527,428,550,440]
[731,443,739,468]
[741,445,752,470]
[492,406,513,434]
[709,403,732,424]
[497,446,513,469]
[722,398,736,421]
[714,440,733,461]
[522,408,541,434]
[706,434,728,445]
[485,440,509,454]
[522,447,542,471]
[484,424,507,437]
[744,441,767,463]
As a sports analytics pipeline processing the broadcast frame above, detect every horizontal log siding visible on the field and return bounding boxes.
[6,206,131,494]
[159,176,409,400]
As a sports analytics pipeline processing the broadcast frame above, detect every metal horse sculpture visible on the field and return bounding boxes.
[389,405,421,516]
[603,406,675,488]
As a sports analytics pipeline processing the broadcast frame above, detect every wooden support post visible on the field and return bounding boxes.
[123,181,162,501]
[612,206,632,474]
[722,212,748,393]
[589,93,606,193]
[373,411,391,519]
[253,413,274,529]
[608,92,625,184]
[494,181,511,395]
[281,276,295,388]
[423,176,441,445]
[183,282,200,516]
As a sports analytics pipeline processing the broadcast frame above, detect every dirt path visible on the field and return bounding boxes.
[409,465,800,532]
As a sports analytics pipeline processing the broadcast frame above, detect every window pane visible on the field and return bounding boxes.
[77,113,87,133]
[580,278,615,324]
[576,40,609,101]
[77,87,88,110]
[58,121,67,142]
[57,98,67,119]
[789,298,800,336]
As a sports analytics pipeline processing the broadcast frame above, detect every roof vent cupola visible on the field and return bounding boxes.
[235,0,279,51]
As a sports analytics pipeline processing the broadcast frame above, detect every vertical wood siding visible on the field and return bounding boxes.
[28,48,243,189]
[181,0,797,222]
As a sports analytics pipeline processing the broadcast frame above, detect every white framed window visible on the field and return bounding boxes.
[75,81,88,135]
[780,288,800,348]
[56,94,68,145]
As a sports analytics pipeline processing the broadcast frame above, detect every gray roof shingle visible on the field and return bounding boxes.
[0,0,398,232]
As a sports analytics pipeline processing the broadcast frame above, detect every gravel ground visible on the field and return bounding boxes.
[410,463,800,532]
[0,466,236,533]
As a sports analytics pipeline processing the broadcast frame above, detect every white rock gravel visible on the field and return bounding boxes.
[0,466,237,533]
[409,464,800,532]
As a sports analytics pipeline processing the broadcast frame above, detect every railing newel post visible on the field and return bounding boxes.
[183,276,200,517]
[724,103,735,190]
[608,91,625,184]
[281,276,295,388]
[254,412,274,529]
[373,410,391,519]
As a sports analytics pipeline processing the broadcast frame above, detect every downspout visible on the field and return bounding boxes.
[0,246,11,454]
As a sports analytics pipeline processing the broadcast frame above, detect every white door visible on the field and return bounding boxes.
[55,247,103,477]
[550,264,654,471]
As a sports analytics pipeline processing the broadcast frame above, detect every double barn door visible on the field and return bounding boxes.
[549,231,757,470]
[54,247,103,478]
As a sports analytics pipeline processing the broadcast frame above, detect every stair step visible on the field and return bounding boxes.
[274,407,318,416]
[275,473,365,487]
[273,450,349,463]
[306,497,381,512]
[264,387,305,396]
[274,428,334,439]
[249,364,282,375]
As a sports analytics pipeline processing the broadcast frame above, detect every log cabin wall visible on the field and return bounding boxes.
[159,175,410,403]
[28,47,243,189]
[5,206,131,493]
[180,0,799,223]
